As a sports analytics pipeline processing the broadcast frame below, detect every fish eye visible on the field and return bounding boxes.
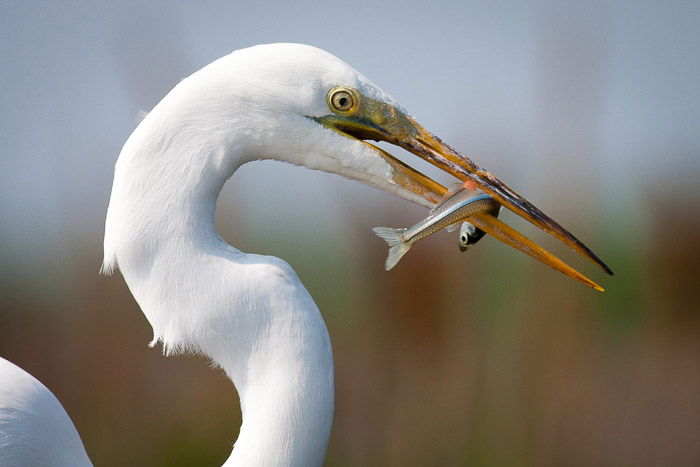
[460,234,468,243]
[328,87,359,115]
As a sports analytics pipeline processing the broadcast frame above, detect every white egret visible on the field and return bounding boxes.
[0,43,611,466]
[0,359,90,465]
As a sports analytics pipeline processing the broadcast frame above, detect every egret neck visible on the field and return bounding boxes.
[102,65,334,465]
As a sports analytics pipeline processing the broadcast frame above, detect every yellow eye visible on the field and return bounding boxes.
[327,87,359,115]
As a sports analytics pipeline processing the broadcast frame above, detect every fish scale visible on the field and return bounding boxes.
[404,198,497,246]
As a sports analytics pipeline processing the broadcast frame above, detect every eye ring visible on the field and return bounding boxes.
[460,235,468,243]
[327,87,359,115]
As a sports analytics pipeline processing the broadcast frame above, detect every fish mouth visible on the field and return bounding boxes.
[313,99,612,291]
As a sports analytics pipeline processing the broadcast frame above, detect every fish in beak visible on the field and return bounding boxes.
[312,86,612,291]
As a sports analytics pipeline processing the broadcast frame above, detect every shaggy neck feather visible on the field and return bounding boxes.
[103,107,334,466]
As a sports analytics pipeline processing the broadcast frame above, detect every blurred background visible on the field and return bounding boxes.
[1,1,699,465]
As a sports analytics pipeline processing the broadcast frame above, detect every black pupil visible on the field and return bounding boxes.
[338,96,348,107]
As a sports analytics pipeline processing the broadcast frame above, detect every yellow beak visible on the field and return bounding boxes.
[314,98,612,291]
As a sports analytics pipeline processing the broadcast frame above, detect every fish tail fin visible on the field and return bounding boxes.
[372,227,410,271]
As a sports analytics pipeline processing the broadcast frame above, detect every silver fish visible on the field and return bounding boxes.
[373,185,500,270]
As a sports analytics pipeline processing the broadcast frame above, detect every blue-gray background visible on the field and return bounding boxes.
[1,1,699,465]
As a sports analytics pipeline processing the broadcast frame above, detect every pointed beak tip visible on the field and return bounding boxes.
[325,106,613,290]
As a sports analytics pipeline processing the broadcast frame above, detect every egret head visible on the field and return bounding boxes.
[221,44,611,286]
[115,43,610,289]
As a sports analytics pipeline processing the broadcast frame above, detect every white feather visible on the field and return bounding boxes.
[0,358,91,466]
[3,43,432,466]
[101,43,426,466]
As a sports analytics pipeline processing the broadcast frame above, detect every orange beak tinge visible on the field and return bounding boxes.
[393,119,612,292]
[316,97,612,291]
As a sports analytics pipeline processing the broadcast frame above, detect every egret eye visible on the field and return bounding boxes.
[327,87,359,115]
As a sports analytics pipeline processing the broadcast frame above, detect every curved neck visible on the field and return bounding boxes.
[104,106,334,466]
